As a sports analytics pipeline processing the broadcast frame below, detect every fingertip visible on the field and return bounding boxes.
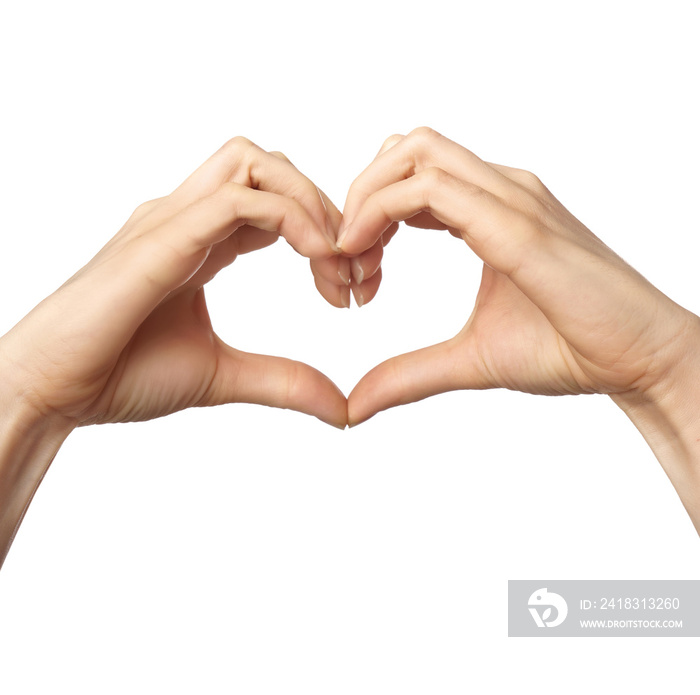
[351,241,383,286]
[286,361,349,429]
[350,281,364,308]
[336,215,388,257]
[328,380,350,430]
[325,401,350,430]
[347,367,388,427]
[310,255,351,287]
[351,256,364,285]
[382,222,400,247]
[316,396,349,430]
[346,407,374,429]
[336,220,349,251]
[347,396,383,428]
[313,273,351,309]
[348,340,467,425]
[337,228,362,256]
[376,133,405,157]
[337,256,351,286]
[280,197,341,260]
[324,218,340,254]
[350,267,382,308]
[316,186,343,231]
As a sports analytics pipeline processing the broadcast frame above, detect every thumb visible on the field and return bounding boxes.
[347,332,488,426]
[207,339,348,429]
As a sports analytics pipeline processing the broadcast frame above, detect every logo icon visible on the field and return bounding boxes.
[528,587,568,628]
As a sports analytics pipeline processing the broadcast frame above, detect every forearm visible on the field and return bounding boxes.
[611,335,700,535]
[0,383,75,570]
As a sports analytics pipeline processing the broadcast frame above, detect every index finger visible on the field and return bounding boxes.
[338,127,515,249]
[151,137,340,255]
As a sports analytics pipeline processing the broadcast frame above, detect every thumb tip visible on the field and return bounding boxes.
[346,403,373,429]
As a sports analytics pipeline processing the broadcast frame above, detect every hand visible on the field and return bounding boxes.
[0,137,347,429]
[338,127,700,427]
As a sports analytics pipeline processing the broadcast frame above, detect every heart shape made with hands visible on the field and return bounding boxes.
[30,128,656,433]
[156,127,654,433]
[0,129,690,575]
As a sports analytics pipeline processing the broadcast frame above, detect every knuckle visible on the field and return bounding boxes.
[416,167,450,210]
[380,133,404,152]
[277,196,303,230]
[211,181,245,216]
[268,150,291,163]
[349,171,364,191]
[521,191,549,223]
[407,125,441,148]
[132,197,161,216]
[516,168,549,195]
[511,211,548,262]
[219,135,255,159]
[295,173,318,198]
[406,127,442,168]
[507,171,553,220]
[365,186,385,212]
[408,125,439,140]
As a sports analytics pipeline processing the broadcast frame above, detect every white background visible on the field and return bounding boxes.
[1,0,699,692]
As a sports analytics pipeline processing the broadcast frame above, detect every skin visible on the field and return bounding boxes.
[0,137,347,568]
[0,137,348,428]
[2,128,700,571]
[333,127,700,532]
[327,127,696,418]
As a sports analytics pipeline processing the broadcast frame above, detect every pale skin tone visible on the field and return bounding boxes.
[0,137,348,567]
[2,128,700,571]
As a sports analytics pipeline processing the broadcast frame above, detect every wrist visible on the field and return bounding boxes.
[611,312,700,533]
[0,356,76,570]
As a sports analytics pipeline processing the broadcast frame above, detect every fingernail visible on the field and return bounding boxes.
[337,222,350,250]
[340,286,350,308]
[324,219,339,253]
[351,283,364,308]
[351,257,364,285]
[337,257,351,286]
